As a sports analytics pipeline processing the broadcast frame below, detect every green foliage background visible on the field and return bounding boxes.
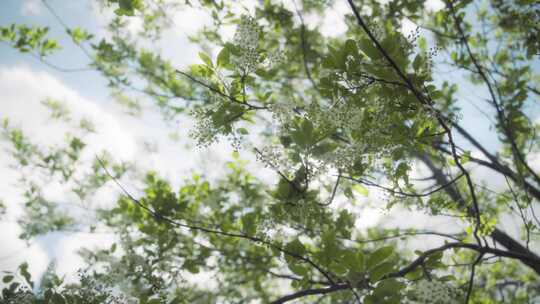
[1,0,540,303]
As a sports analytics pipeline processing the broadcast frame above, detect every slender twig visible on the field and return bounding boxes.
[270,284,349,304]
[446,0,540,188]
[342,172,464,198]
[355,72,409,88]
[319,171,341,206]
[434,139,540,201]
[292,0,319,91]
[465,253,484,303]
[253,147,306,197]
[176,70,267,110]
[504,175,531,249]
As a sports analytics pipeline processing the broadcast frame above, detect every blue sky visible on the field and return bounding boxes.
[0,0,110,102]
[0,0,219,282]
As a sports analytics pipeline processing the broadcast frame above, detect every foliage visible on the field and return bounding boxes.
[1,0,540,303]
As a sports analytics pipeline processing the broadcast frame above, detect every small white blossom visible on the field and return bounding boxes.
[233,46,259,74]
[233,16,259,48]
[268,102,296,123]
[263,49,286,69]
[407,280,464,304]
[189,108,220,148]
[232,15,260,74]
[256,144,292,175]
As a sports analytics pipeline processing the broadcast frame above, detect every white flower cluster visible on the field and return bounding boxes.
[189,93,249,149]
[268,101,297,123]
[4,288,33,304]
[408,280,464,304]
[227,132,242,151]
[232,15,260,74]
[189,107,220,148]
[320,145,363,169]
[263,49,286,69]
[231,15,285,74]
[308,101,363,133]
[307,102,383,169]
[256,144,293,175]
[77,270,132,304]
[233,15,259,48]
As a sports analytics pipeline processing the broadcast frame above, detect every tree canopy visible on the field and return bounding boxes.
[1,0,540,303]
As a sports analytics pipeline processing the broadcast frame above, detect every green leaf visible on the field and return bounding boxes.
[217,47,230,67]
[312,142,336,156]
[288,263,308,276]
[344,39,358,58]
[352,184,369,197]
[290,119,315,149]
[198,51,213,67]
[330,262,348,275]
[110,0,143,16]
[425,250,444,268]
[183,260,200,274]
[375,278,405,294]
[241,212,257,235]
[363,295,376,304]
[67,27,92,44]
[413,54,424,71]
[367,246,393,269]
[237,127,249,135]
[439,275,457,282]
[461,150,471,164]
[404,267,423,280]
[19,262,33,288]
[301,119,314,143]
[342,250,364,273]
[369,261,394,281]
[51,293,66,304]
[359,38,381,60]
[418,37,427,51]
[285,238,306,257]
[2,275,14,283]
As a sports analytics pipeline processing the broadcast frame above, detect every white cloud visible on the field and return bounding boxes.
[401,17,417,36]
[0,222,49,281]
[89,1,211,69]
[0,64,262,281]
[21,0,43,16]
[0,66,153,280]
[0,65,136,160]
[0,66,131,280]
[38,231,115,283]
[303,0,348,38]
[426,0,445,12]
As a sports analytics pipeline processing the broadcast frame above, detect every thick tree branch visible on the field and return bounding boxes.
[419,154,540,275]
[270,284,349,304]
[271,240,540,303]
[434,143,540,201]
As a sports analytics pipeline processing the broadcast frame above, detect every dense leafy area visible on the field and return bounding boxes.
[1,0,540,303]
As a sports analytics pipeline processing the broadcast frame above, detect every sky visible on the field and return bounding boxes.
[0,0,222,282]
[0,0,537,289]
